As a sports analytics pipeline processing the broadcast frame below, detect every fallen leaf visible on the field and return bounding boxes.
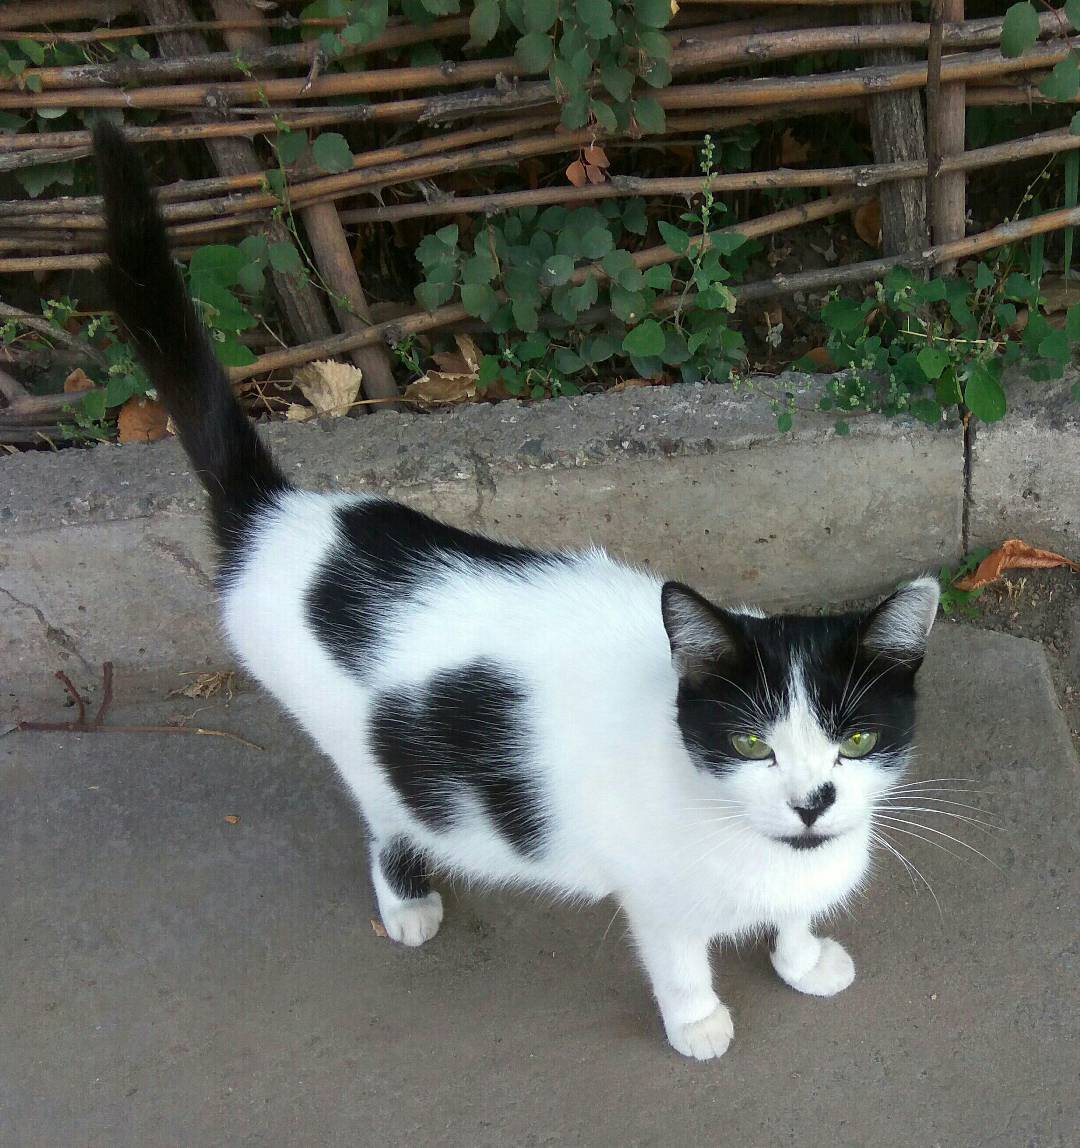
[802,346,834,370]
[585,163,607,185]
[286,403,315,421]
[566,159,587,188]
[853,200,882,249]
[404,371,477,408]
[609,376,661,393]
[953,539,1080,591]
[224,814,240,825]
[779,129,810,166]
[168,670,236,702]
[370,917,389,939]
[295,359,363,418]
[63,367,94,393]
[433,334,483,376]
[584,145,609,168]
[118,397,169,443]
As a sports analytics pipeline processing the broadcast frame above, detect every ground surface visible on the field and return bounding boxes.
[2,618,1078,1148]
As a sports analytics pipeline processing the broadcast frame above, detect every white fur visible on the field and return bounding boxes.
[220,491,922,1058]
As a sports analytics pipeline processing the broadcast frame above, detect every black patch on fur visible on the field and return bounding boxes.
[780,834,830,851]
[672,607,920,777]
[379,837,431,900]
[794,781,836,826]
[307,500,562,671]
[94,123,288,566]
[371,660,545,855]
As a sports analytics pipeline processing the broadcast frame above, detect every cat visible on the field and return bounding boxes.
[93,123,939,1060]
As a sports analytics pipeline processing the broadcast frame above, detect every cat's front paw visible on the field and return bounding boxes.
[379,891,443,947]
[772,937,855,997]
[666,1004,734,1061]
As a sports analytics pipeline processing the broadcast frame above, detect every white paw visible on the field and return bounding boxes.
[379,891,443,947]
[773,937,855,997]
[666,1004,734,1061]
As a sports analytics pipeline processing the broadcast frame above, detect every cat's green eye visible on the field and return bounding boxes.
[839,730,879,758]
[730,734,773,760]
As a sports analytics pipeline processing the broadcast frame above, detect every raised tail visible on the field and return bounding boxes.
[93,122,289,554]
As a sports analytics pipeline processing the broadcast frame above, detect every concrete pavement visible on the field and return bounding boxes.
[2,626,1077,1147]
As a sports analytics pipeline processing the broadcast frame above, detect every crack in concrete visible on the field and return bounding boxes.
[0,584,92,670]
[961,416,976,554]
[148,537,215,591]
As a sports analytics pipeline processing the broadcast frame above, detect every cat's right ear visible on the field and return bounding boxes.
[661,582,739,682]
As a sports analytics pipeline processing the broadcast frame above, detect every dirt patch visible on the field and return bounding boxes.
[950,567,1080,753]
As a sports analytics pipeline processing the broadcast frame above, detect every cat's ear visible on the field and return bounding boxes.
[661,582,739,681]
[861,576,940,664]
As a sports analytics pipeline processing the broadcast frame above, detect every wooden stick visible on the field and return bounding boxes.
[935,0,969,270]
[0,0,129,27]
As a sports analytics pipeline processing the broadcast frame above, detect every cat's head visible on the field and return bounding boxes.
[661,577,940,850]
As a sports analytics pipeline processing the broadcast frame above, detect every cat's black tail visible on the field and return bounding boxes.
[93,122,289,554]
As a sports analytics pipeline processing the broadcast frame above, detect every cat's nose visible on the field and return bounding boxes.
[792,782,836,827]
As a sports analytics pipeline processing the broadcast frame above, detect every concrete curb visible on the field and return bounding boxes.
[2,378,966,687]
[968,373,1079,553]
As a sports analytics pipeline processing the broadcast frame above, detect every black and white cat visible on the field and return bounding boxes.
[94,125,939,1060]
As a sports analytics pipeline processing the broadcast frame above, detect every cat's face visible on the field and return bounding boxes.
[663,578,940,851]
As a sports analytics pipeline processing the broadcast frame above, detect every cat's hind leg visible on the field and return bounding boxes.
[372,836,443,947]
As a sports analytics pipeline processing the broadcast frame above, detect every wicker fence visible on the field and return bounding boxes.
[0,0,1076,413]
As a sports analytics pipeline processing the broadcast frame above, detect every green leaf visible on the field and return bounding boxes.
[590,98,618,133]
[538,206,568,233]
[776,411,793,433]
[15,161,73,198]
[1073,110,1080,136]
[622,198,648,236]
[416,232,456,268]
[609,284,648,323]
[461,253,496,285]
[633,95,666,135]
[1038,329,1070,363]
[468,0,501,47]
[17,39,46,66]
[577,0,615,38]
[641,59,672,89]
[104,374,137,408]
[515,334,549,361]
[515,32,553,72]
[0,111,28,133]
[275,128,308,165]
[834,420,851,437]
[189,244,247,285]
[964,362,1007,422]
[582,333,616,364]
[580,225,615,259]
[268,241,304,275]
[660,328,690,365]
[415,279,454,311]
[622,319,665,357]
[600,62,633,102]
[512,297,539,332]
[917,346,950,381]
[911,398,943,425]
[539,254,575,286]
[461,282,497,319]
[973,262,995,291]
[935,369,963,407]
[710,232,747,255]
[524,0,557,33]
[214,338,257,368]
[553,348,585,374]
[1067,0,1080,30]
[635,0,675,29]
[636,28,672,61]
[1066,302,1080,340]
[192,281,256,331]
[1000,2,1040,58]
[1039,56,1080,101]
[237,261,266,296]
[657,221,690,255]
[81,389,107,422]
[601,248,635,280]
[312,132,353,173]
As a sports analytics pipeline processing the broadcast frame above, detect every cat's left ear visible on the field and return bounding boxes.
[661,582,740,682]
[861,576,940,665]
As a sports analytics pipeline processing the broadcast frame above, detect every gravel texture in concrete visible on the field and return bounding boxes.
[2,626,1077,1148]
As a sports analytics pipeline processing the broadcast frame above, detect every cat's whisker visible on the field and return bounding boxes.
[881,795,997,816]
[870,829,944,923]
[876,804,1002,832]
[874,815,1003,872]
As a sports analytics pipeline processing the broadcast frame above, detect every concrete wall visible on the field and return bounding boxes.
[2,380,969,690]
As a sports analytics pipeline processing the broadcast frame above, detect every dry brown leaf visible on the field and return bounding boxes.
[802,346,834,370]
[286,403,315,421]
[610,376,660,393]
[584,145,610,168]
[1037,275,1077,315]
[433,334,483,377]
[118,397,169,443]
[404,372,477,408]
[63,367,94,393]
[295,359,363,418]
[370,917,389,939]
[224,814,240,825]
[953,539,1080,591]
[585,163,607,185]
[169,670,237,702]
[566,159,587,188]
[779,129,810,166]
[853,200,882,248]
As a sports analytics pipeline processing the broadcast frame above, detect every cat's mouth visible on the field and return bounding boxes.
[778,833,834,851]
